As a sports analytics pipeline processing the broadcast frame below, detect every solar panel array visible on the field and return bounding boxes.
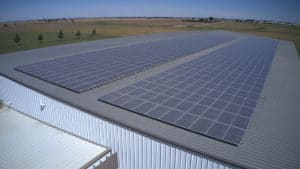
[99,37,278,145]
[15,32,235,93]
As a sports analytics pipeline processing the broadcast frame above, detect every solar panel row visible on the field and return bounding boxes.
[99,37,278,145]
[15,32,235,93]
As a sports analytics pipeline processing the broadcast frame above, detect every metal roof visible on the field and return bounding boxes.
[0,107,109,169]
[0,31,299,169]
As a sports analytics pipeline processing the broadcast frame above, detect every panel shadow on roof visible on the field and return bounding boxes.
[99,37,278,145]
[15,32,235,93]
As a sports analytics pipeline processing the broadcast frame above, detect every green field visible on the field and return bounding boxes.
[0,18,299,55]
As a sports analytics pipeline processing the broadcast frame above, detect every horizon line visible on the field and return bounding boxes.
[1,16,298,25]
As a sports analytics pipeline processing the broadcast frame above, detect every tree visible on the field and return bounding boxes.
[75,30,81,39]
[38,33,43,42]
[208,17,214,23]
[92,28,96,37]
[14,33,21,45]
[58,29,63,40]
[198,18,205,22]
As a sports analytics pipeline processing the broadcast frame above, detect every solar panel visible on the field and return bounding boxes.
[15,32,235,93]
[99,37,278,145]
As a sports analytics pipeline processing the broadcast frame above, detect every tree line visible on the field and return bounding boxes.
[13,28,97,45]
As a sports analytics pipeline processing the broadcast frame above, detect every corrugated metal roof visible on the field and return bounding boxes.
[0,107,108,169]
[0,31,299,169]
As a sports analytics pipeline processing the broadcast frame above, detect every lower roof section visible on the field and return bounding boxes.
[0,107,110,169]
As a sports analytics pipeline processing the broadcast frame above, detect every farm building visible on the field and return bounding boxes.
[0,31,299,169]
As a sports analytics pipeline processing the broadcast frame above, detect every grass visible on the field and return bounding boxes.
[0,32,115,54]
[0,18,299,55]
[188,21,300,53]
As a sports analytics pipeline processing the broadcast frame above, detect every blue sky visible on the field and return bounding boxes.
[1,0,299,23]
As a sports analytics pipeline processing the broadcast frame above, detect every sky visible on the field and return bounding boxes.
[0,0,299,23]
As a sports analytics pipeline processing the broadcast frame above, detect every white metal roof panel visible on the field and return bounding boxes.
[0,107,108,169]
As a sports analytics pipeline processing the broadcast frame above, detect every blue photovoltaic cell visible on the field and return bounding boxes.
[99,37,278,145]
[15,32,235,93]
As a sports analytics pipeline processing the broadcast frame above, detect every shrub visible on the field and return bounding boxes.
[58,29,63,40]
[92,28,96,36]
[38,33,43,42]
[76,30,81,39]
[14,33,21,45]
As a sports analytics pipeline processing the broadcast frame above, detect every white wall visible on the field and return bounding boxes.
[0,76,235,169]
